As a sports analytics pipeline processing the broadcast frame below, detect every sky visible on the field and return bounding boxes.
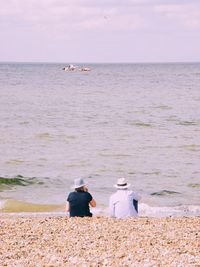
[0,0,200,63]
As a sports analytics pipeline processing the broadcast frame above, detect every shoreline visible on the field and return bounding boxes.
[1,216,199,266]
[1,199,200,217]
[1,204,200,218]
[1,212,200,219]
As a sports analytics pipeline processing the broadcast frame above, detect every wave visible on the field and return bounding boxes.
[0,175,44,191]
[1,200,200,218]
[126,119,153,128]
[177,120,198,126]
[93,203,200,217]
[139,203,200,217]
[151,190,181,196]
[0,199,63,213]
[188,183,200,188]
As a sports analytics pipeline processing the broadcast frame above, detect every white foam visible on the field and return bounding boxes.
[93,203,200,218]
[1,201,200,218]
[0,200,5,210]
[138,203,200,217]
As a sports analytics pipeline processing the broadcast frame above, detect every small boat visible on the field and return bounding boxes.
[63,64,76,71]
[63,65,91,72]
[80,67,91,72]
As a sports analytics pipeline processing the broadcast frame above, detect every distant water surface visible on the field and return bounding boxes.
[0,62,200,216]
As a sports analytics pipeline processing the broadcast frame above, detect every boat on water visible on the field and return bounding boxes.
[62,64,91,72]
[63,64,76,71]
[80,67,91,72]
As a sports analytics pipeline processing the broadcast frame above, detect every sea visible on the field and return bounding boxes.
[0,62,200,217]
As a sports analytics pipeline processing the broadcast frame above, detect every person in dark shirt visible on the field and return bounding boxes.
[66,178,96,217]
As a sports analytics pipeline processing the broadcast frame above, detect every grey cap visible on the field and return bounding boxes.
[71,178,86,189]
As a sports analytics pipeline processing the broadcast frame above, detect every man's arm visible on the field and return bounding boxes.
[85,187,96,207]
[109,198,115,217]
[65,201,70,212]
[132,191,141,201]
[133,199,138,213]
[90,199,96,207]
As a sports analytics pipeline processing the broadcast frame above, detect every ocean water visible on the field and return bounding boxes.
[0,62,200,217]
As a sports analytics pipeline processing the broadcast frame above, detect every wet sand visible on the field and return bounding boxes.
[0,216,200,266]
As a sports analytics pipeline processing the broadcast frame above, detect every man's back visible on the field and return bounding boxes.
[109,190,138,218]
[67,191,92,217]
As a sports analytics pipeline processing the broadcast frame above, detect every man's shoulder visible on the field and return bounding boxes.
[67,191,76,201]
[68,191,76,196]
[127,190,134,195]
[84,191,92,196]
[110,190,136,198]
[128,190,140,200]
[80,191,93,201]
[109,191,121,201]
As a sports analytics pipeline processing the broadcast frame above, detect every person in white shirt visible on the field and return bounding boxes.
[109,178,140,218]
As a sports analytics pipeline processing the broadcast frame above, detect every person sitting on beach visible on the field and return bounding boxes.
[109,178,140,219]
[66,178,96,217]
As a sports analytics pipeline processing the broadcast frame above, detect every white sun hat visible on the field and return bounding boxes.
[114,177,131,189]
[72,178,86,189]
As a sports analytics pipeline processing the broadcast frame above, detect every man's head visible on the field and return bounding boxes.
[72,178,87,191]
[114,177,130,190]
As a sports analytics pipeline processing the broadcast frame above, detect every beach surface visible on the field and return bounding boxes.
[0,216,200,266]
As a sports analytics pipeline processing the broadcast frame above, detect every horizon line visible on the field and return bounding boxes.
[0,60,200,64]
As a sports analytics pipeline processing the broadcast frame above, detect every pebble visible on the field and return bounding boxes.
[0,216,200,266]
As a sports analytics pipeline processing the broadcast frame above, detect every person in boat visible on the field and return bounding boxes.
[68,64,75,70]
[63,64,76,71]
[80,67,91,72]
[109,178,140,218]
[66,178,96,217]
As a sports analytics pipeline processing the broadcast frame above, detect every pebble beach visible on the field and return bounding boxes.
[0,216,200,266]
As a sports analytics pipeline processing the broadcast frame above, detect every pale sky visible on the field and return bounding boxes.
[1,0,200,63]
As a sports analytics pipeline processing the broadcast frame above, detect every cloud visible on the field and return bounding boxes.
[154,3,200,29]
[0,0,200,62]
[79,14,145,31]
[0,0,147,33]
[1,0,199,36]
[1,0,199,43]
